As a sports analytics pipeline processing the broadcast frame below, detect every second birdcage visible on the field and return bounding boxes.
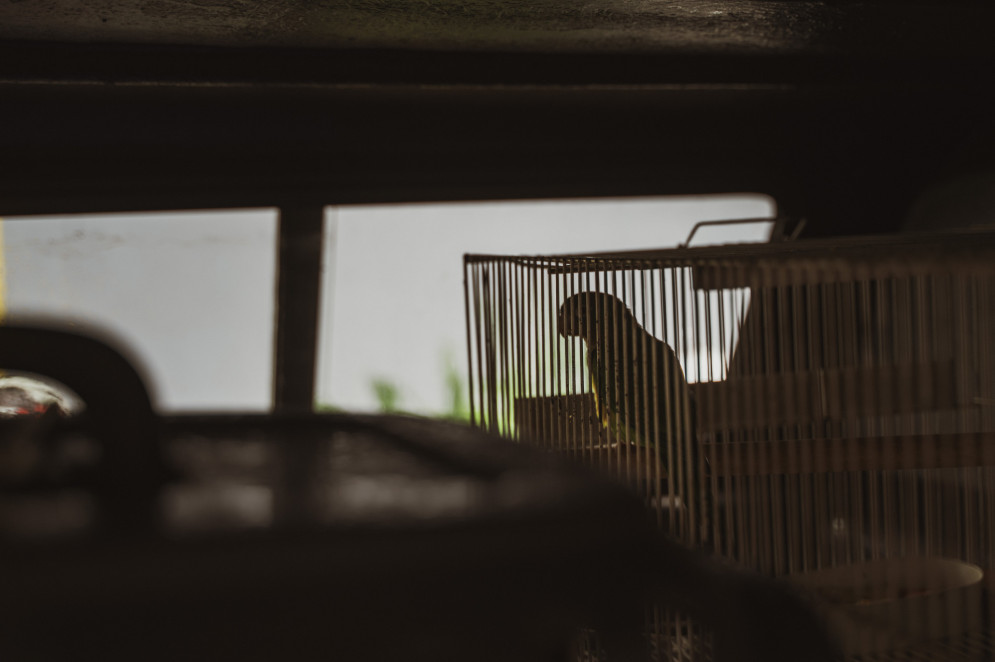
[464,228,995,661]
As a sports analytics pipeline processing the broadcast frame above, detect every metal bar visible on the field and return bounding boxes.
[483,266,498,434]
[471,263,485,428]
[272,205,325,412]
[680,217,782,248]
[464,229,995,266]
[498,261,511,436]
[463,257,477,428]
[704,433,995,476]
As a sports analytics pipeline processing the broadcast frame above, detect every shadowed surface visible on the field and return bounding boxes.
[2,0,993,58]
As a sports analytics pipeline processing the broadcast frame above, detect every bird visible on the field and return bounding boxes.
[557,291,694,451]
[557,291,707,538]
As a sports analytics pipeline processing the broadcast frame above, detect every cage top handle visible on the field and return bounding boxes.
[679,217,806,248]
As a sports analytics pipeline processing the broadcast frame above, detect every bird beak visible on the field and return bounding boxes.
[557,303,577,337]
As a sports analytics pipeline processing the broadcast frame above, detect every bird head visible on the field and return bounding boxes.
[557,292,631,340]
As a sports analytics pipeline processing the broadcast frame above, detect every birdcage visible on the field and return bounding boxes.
[464,227,995,661]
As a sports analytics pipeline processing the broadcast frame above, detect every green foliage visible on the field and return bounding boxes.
[371,377,401,413]
[315,349,504,428]
[439,351,470,423]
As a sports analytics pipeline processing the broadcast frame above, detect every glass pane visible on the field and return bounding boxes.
[1,209,277,412]
[317,195,775,416]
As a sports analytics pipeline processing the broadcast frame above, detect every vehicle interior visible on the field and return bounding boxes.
[2,1,994,661]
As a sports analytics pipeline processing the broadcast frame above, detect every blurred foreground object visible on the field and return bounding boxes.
[0,373,81,418]
[0,323,836,661]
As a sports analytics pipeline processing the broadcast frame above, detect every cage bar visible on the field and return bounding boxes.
[465,230,995,661]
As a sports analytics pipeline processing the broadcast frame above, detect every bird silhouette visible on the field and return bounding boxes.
[557,291,694,450]
[557,291,707,536]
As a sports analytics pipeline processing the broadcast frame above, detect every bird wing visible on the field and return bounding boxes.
[572,296,694,451]
[588,314,652,446]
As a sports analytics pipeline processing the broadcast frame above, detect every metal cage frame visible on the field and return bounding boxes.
[465,229,995,660]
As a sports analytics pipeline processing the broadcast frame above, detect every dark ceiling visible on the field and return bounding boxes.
[2,0,993,58]
[1,1,993,237]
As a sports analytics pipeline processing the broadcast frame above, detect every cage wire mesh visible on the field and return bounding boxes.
[464,230,995,661]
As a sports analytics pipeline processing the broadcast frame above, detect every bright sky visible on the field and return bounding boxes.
[321,195,774,413]
[2,194,774,414]
[2,209,278,410]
